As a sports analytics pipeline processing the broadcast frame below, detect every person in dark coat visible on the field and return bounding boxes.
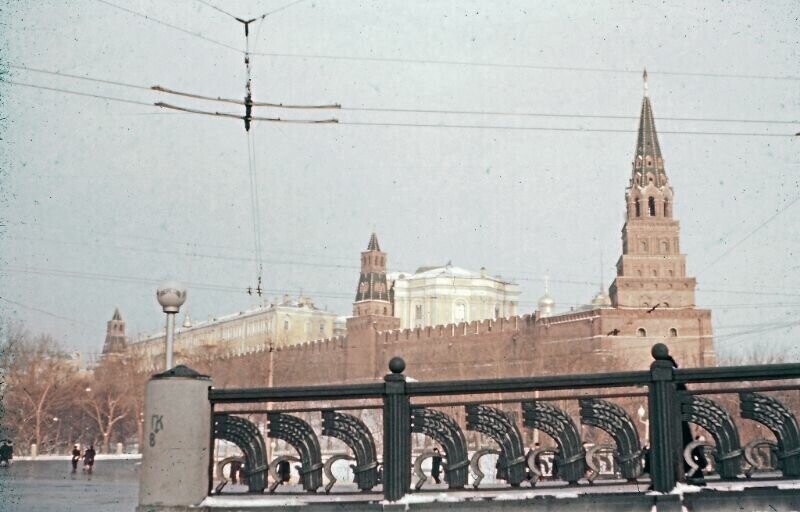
[431,448,442,484]
[278,460,290,484]
[83,445,96,474]
[230,460,241,485]
[641,444,651,475]
[689,436,709,486]
[0,441,12,466]
[71,445,81,473]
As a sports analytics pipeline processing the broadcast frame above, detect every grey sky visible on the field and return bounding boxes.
[1,0,798,361]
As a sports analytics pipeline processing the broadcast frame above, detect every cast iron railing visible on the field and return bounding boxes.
[207,343,800,501]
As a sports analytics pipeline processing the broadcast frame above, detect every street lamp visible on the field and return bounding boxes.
[637,405,650,443]
[156,281,187,370]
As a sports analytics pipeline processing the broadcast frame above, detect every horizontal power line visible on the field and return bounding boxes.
[12,65,796,125]
[3,80,153,107]
[0,296,92,327]
[7,234,361,271]
[6,75,796,137]
[88,1,799,83]
[2,265,355,301]
[251,51,800,82]
[8,64,152,91]
[337,120,793,137]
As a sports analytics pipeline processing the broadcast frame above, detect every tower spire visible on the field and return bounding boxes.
[643,68,648,97]
[609,76,696,309]
[353,232,391,316]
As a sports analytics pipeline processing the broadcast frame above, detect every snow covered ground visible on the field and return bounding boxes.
[0,458,139,512]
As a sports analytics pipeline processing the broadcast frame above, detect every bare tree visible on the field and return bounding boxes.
[0,324,80,453]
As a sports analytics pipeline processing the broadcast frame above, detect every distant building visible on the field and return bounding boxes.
[389,264,520,329]
[127,296,339,370]
[101,308,128,355]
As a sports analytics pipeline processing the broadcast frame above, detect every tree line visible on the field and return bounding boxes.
[0,323,148,455]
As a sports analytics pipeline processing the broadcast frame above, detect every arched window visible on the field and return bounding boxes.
[454,302,466,323]
[660,240,669,253]
[414,304,423,328]
[635,199,641,217]
[319,322,325,335]
[637,328,647,337]
[639,240,648,252]
[648,197,656,216]
[664,199,671,217]
[383,307,387,315]
[669,328,678,337]
[651,269,658,277]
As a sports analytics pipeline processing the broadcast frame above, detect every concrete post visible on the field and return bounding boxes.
[30,443,37,459]
[138,366,211,512]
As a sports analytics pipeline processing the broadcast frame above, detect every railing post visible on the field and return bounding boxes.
[383,357,411,502]
[647,343,679,492]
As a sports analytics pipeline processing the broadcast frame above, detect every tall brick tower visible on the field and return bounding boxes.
[609,71,697,309]
[102,308,128,355]
[347,233,400,332]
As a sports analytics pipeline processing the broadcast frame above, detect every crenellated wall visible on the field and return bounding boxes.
[176,307,713,388]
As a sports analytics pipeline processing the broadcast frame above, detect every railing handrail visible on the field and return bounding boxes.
[208,362,800,405]
[675,362,800,383]
[209,382,384,403]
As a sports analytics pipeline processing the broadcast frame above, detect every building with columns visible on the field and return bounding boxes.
[389,265,519,329]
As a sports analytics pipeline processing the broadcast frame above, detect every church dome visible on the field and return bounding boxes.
[591,291,612,307]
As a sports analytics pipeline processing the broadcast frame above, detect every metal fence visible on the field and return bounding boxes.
[207,342,800,501]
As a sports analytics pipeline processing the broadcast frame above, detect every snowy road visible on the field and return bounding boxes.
[0,459,139,512]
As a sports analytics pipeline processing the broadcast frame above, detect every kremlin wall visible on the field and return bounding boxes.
[108,80,715,386]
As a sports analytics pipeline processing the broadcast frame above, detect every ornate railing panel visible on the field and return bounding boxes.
[207,343,800,502]
[522,400,584,484]
[465,405,526,486]
[213,414,268,493]
[410,407,469,489]
[267,412,323,492]
[680,395,742,479]
[579,398,643,480]
[321,410,379,491]
[740,392,800,477]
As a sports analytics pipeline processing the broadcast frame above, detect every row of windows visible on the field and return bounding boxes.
[633,197,671,218]
[636,327,678,337]
[412,302,508,327]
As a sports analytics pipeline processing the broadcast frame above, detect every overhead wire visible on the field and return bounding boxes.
[8,64,153,91]
[3,80,154,107]
[0,296,92,327]
[82,1,800,84]
[700,195,800,272]
[249,50,800,82]
[6,66,795,130]
[94,0,243,53]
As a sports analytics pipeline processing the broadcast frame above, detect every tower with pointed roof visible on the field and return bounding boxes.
[353,233,392,317]
[102,308,128,355]
[347,233,400,335]
[609,71,697,308]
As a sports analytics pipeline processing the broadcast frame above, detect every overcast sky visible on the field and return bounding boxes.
[1,0,798,362]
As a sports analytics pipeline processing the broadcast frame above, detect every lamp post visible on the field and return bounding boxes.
[156,281,187,370]
[637,405,650,443]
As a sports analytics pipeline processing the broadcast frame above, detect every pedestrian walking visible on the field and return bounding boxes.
[83,445,96,474]
[431,448,442,484]
[0,441,12,467]
[71,445,81,473]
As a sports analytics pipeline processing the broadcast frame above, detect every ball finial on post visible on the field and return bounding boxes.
[388,357,406,374]
[651,343,670,361]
